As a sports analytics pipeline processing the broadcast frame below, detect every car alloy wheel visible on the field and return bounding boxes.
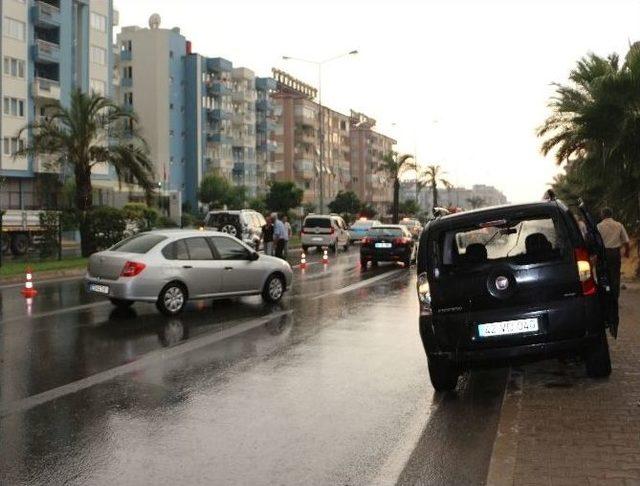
[269,277,284,301]
[163,286,185,314]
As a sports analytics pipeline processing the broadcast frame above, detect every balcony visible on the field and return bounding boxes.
[32,1,61,28]
[121,77,133,88]
[206,57,232,72]
[33,39,60,64]
[294,159,315,179]
[32,77,60,100]
[206,132,232,144]
[207,81,231,96]
[255,77,277,91]
[207,108,231,121]
[256,99,272,112]
[294,111,318,128]
[297,131,317,146]
[256,120,276,133]
[120,49,132,61]
[231,113,244,126]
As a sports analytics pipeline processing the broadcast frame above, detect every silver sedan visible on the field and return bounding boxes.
[85,229,294,315]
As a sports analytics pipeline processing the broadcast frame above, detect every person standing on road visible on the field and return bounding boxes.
[262,216,274,256]
[597,207,630,326]
[283,216,292,257]
[273,213,288,260]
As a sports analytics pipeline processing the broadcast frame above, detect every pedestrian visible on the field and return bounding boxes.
[283,215,292,257]
[597,207,630,327]
[272,212,288,260]
[262,216,274,256]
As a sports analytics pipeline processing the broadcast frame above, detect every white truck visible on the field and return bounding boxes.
[1,210,44,255]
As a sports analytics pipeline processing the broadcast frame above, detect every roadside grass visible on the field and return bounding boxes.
[0,257,88,279]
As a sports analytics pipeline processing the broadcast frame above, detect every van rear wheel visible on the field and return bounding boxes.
[585,332,612,378]
[427,355,460,392]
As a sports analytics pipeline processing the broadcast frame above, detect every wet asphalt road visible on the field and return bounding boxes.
[0,249,507,485]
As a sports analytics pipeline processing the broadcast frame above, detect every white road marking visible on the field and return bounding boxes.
[0,311,292,417]
[0,301,112,326]
[311,268,405,300]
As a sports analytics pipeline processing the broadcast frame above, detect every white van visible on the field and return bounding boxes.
[301,214,350,253]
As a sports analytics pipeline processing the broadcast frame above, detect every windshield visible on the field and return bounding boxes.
[368,227,404,237]
[110,233,167,253]
[440,216,566,268]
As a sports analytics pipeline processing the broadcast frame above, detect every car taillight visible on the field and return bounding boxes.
[392,237,410,245]
[121,261,146,277]
[574,248,596,296]
[330,227,335,235]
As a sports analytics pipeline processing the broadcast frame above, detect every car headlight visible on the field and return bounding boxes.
[417,272,432,313]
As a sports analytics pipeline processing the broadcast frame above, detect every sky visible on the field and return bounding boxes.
[114,0,640,203]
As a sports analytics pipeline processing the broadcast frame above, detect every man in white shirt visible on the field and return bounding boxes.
[597,207,630,326]
[272,213,288,259]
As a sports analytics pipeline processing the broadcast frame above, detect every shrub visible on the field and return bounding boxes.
[122,202,158,232]
[86,207,126,252]
[157,215,178,228]
[39,211,60,258]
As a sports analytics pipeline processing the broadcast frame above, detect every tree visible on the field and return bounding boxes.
[16,89,154,256]
[538,45,640,228]
[359,203,377,219]
[226,185,247,210]
[466,196,486,209]
[265,181,303,214]
[248,196,267,213]
[419,165,452,211]
[379,151,414,223]
[399,199,420,216]
[328,190,362,215]
[198,174,231,209]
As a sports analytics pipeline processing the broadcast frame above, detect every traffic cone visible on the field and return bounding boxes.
[21,267,38,298]
[322,249,329,265]
[300,252,307,269]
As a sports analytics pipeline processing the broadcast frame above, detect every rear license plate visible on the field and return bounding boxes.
[477,318,539,337]
[312,237,323,242]
[89,283,110,295]
[375,242,392,248]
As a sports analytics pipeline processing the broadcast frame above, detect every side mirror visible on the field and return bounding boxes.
[249,251,260,261]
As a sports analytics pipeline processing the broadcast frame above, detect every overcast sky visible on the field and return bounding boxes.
[114,0,640,203]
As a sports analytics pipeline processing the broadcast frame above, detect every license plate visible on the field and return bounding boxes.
[312,237,323,242]
[375,242,392,248]
[89,283,110,295]
[477,318,539,337]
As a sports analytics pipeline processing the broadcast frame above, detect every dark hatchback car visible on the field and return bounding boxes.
[360,225,416,268]
[417,200,613,391]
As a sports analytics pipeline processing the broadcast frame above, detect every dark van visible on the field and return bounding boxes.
[416,200,613,391]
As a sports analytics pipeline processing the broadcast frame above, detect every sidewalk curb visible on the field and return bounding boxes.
[485,368,524,486]
[0,267,86,286]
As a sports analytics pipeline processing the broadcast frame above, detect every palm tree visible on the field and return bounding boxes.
[16,89,155,256]
[538,46,640,223]
[420,165,452,211]
[466,196,485,209]
[379,151,414,223]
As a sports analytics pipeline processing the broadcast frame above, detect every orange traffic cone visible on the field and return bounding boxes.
[21,267,38,298]
[322,249,329,265]
[300,252,307,269]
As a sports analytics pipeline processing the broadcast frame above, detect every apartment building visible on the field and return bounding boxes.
[116,16,186,198]
[1,0,115,210]
[255,76,277,192]
[349,111,396,214]
[231,66,257,197]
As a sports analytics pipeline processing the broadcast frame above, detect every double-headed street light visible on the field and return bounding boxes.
[282,50,358,213]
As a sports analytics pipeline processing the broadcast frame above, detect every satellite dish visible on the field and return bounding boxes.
[149,13,161,29]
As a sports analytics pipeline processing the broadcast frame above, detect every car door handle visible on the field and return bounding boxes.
[224,266,233,271]
[182,265,193,269]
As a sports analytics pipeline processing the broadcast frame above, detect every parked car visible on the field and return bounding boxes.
[301,214,350,253]
[416,200,614,392]
[85,230,293,315]
[399,218,423,240]
[204,210,266,250]
[360,224,416,268]
[348,218,381,242]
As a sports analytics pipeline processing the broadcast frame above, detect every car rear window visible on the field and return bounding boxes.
[110,233,167,254]
[368,227,404,237]
[440,216,566,268]
[206,212,238,227]
[304,217,331,228]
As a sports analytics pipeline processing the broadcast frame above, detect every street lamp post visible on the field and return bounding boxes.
[282,50,358,213]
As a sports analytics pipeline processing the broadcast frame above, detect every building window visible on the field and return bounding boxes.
[90,12,107,32]
[124,92,133,105]
[90,46,107,66]
[170,103,174,110]
[169,50,174,59]
[3,57,25,78]
[90,79,106,95]
[3,137,24,156]
[3,97,25,117]
[169,130,174,136]
[123,66,132,79]
[3,18,26,41]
